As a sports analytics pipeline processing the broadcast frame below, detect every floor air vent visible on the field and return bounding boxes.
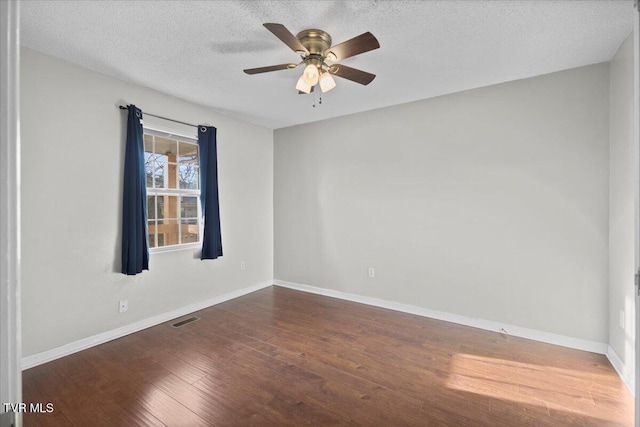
[171,316,200,328]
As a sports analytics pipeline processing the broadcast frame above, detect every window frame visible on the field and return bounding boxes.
[143,123,202,254]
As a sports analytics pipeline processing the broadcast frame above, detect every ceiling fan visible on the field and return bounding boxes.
[244,23,380,94]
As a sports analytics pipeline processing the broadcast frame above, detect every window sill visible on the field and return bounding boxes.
[150,242,200,254]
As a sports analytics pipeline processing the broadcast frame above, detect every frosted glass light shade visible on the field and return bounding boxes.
[302,63,319,86]
[319,72,336,93]
[295,75,312,94]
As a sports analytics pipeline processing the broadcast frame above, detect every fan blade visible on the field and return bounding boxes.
[325,32,379,61]
[264,23,309,55]
[244,63,297,75]
[330,64,376,85]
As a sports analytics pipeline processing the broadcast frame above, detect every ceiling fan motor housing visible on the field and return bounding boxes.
[296,29,332,55]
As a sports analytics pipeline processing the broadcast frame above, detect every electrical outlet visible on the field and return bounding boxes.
[240,261,246,270]
[368,267,375,278]
[119,300,128,313]
[619,309,625,330]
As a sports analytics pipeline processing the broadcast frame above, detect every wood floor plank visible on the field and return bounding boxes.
[22,286,633,426]
[21,366,75,427]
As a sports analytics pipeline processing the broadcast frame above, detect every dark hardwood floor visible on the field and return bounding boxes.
[23,286,633,426]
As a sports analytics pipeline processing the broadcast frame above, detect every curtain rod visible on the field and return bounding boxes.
[118,105,198,128]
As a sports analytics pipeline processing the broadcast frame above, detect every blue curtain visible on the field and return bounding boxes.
[121,105,149,274]
[198,126,223,260]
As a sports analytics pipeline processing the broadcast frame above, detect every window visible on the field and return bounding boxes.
[144,127,201,251]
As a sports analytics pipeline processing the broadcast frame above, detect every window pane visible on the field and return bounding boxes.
[154,163,165,189]
[156,219,178,247]
[181,196,198,218]
[147,221,156,248]
[179,142,198,163]
[166,163,178,189]
[147,196,156,220]
[144,135,154,188]
[157,195,179,220]
[157,195,164,219]
[145,162,154,188]
[181,219,199,244]
[179,164,199,189]
[154,136,177,164]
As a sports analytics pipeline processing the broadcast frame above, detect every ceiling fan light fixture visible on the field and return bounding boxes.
[245,23,380,97]
[302,63,320,86]
[295,75,312,94]
[319,71,336,93]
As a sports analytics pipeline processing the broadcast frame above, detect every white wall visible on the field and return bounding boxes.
[275,63,610,344]
[20,48,273,357]
[609,31,635,379]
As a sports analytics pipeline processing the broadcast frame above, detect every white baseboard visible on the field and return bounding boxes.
[606,346,635,395]
[21,280,274,370]
[24,278,632,397]
[274,279,609,356]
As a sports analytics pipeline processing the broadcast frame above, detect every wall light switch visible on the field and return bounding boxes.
[619,309,625,330]
[240,261,246,270]
[119,300,128,313]
[368,267,375,278]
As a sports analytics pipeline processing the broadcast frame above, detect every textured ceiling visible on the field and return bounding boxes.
[21,0,634,129]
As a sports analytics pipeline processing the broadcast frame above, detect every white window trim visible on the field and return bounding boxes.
[143,125,203,254]
[143,122,198,143]
[149,242,201,254]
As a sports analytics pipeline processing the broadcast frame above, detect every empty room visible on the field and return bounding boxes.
[1,0,639,426]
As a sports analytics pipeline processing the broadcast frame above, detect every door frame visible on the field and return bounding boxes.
[0,1,22,426]
[635,1,640,425]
